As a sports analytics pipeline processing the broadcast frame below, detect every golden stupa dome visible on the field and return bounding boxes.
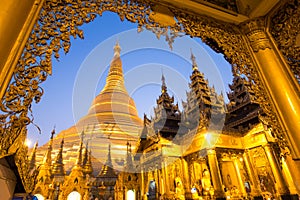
[35,41,142,174]
[77,41,142,132]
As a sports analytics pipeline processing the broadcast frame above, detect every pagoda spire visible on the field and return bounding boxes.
[106,143,113,167]
[83,147,93,176]
[29,141,38,171]
[113,40,121,58]
[43,128,55,165]
[52,138,65,176]
[102,41,127,93]
[75,131,84,166]
[190,49,199,71]
[82,141,88,166]
[98,143,117,177]
[125,141,134,170]
[161,73,167,94]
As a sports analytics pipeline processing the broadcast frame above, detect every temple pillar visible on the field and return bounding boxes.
[241,17,300,160]
[232,156,246,196]
[141,167,145,197]
[207,149,224,198]
[159,169,164,195]
[281,155,300,196]
[154,167,159,199]
[181,158,190,192]
[162,159,170,195]
[263,144,289,196]
[0,0,45,99]
[242,150,262,197]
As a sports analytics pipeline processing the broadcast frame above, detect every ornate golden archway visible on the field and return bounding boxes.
[0,0,299,193]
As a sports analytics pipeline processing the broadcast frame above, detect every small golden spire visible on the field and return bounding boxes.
[52,138,65,176]
[113,40,121,58]
[29,141,38,171]
[161,73,167,94]
[190,49,199,71]
[55,138,64,164]
[76,131,84,166]
[43,129,55,165]
[102,40,127,93]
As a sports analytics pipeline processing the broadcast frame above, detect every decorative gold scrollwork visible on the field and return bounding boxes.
[0,0,180,156]
[270,0,300,82]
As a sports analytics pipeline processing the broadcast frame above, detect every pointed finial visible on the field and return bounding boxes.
[161,72,167,94]
[51,126,55,139]
[80,130,85,142]
[106,142,112,166]
[82,141,89,166]
[113,40,121,58]
[126,141,129,151]
[29,141,38,171]
[76,144,83,166]
[190,49,198,71]
[53,138,64,167]
[60,137,64,148]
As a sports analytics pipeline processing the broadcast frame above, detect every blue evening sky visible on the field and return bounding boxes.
[26,11,233,146]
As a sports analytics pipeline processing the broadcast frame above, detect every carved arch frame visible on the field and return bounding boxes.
[0,0,287,193]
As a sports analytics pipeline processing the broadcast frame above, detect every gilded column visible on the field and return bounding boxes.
[141,167,145,197]
[0,0,45,99]
[207,149,224,197]
[181,158,190,192]
[154,167,159,199]
[263,144,289,195]
[281,155,300,195]
[241,17,300,159]
[159,168,165,195]
[232,155,247,195]
[243,150,262,196]
[161,159,170,195]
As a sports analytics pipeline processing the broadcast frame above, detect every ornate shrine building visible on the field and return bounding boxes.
[23,44,299,200]
[0,1,300,200]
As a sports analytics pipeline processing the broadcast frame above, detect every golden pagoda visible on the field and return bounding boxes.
[35,41,142,173]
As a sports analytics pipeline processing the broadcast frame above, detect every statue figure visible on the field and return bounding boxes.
[175,177,185,200]
[201,169,212,195]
